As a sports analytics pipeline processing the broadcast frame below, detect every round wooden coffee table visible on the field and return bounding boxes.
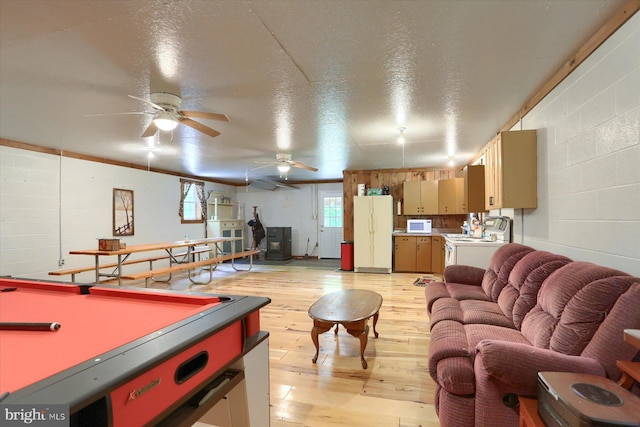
[308,289,382,369]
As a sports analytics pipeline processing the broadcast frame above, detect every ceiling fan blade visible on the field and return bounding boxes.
[180,118,221,138]
[251,163,275,171]
[141,122,158,138]
[290,161,318,172]
[179,111,229,122]
[128,94,164,111]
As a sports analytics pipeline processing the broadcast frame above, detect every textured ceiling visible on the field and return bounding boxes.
[0,0,627,184]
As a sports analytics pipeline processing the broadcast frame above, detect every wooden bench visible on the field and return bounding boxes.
[120,249,261,287]
[49,247,210,283]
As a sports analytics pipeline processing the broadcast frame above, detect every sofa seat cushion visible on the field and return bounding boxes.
[430,298,515,330]
[425,282,455,314]
[429,320,530,396]
[425,282,490,316]
[426,244,535,316]
[446,283,492,302]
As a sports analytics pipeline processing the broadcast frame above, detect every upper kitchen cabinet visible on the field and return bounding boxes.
[463,165,485,213]
[484,130,537,210]
[403,180,438,215]
[438,178,464,214]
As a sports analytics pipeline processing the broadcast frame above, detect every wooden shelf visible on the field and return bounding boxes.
[519,397,544,427]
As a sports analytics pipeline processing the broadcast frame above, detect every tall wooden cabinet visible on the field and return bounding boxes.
[485,130,537,210]
[464,165,485,213]
[403,180,438,214]
[416,237,432,272]
[431,236,445,274]
[438,178,465,214]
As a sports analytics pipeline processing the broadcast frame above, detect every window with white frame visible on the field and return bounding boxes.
[179,179,205,223]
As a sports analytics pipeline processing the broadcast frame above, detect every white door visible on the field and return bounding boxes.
[318,191,343,259]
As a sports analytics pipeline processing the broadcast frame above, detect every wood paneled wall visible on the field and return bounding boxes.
[343,168,466,241]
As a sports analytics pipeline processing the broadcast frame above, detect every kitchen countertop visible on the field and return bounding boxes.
[393,228,460,237]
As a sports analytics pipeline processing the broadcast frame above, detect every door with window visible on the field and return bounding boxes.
[318,191,343,259]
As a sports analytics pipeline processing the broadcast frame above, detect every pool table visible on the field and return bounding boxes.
[0,277,270,426]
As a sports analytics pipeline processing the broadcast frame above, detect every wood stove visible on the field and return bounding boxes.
[266,227,292,261]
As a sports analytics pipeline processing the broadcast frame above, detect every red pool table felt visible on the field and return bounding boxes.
[0,279,222,394]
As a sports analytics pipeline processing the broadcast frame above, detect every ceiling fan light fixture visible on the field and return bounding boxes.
[277,164,291,173]
[153,111,179,131]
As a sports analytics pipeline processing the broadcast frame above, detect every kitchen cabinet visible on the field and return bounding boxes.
[394,236,417,272]
[484,130,537,210]
[431,236,445,274]
[393,235,433,273]
[403,180,438,215]
[464,165,485,213]
[416,236,432,272]
[438,178,464,214]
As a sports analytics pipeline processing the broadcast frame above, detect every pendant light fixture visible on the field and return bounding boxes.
[397,127,406,144]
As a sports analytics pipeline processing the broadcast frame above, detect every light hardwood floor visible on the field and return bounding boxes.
[137,260,440,427]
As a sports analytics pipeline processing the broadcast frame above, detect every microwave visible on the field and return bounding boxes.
[407,219,432,234]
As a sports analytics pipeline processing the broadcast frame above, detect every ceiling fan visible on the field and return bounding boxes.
[90,92,229,138]
[253,153,318,173]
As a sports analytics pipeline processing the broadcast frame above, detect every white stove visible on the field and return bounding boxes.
[444,217,511,269]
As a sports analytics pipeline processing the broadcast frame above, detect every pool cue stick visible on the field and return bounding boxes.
[0,322,61,331]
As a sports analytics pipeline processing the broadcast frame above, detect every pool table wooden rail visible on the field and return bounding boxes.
[0,278,271,427]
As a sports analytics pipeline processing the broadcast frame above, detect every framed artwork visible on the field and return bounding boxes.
[113,188,134,236]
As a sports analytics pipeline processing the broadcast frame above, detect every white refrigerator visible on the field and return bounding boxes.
[353,195,393,273]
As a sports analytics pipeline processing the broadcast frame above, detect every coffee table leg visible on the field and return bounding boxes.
[345,320,369,369]
[358,325,370,369]
[372,311,379,338]
[311,321,332,364]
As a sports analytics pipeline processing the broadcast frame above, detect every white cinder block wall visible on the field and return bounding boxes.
[507,12,640,275]
[0,149,236,281]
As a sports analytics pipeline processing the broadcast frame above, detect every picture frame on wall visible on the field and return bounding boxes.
[113,188,134,236]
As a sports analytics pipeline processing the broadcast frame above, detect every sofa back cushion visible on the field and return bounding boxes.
[551,274,638,355]
[521,262,630,350]
[581,282,640,379]
[497,251,572,329]
[481,243,535,301]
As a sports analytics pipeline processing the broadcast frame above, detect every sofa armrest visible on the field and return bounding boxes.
[476,339,606,395]
[443,265,485,286]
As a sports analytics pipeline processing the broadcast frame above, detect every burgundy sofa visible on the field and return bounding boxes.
[425,243,640,427]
